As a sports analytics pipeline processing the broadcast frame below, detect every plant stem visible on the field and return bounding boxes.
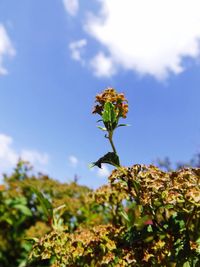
[108,131,117,154]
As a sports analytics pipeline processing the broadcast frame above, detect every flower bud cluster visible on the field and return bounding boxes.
[92,87,128,118]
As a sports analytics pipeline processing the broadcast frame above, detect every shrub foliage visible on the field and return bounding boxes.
[0,88,200,266]
[29,165,200,266]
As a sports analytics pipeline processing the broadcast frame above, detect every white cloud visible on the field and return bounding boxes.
[90,52,116,77]
[97,164,110,178]
[69,39,87,64]
[84,0,200,80]
[0,24,15,75]
[0,133,49,172]
[21,150,49,166]
[63,0,79,16]
[68,155,78,167]
[0,134,18,168]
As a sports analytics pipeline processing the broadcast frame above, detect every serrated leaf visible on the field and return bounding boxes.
[91,152,120,168]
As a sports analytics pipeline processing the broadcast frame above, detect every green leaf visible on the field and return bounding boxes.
[90,152,120,168]
[132,180,140,195]
[163,204,174,209]
[24,237,39,243]
[147,225,153,232]
[121,211,130,222]
[14,204,32,216]
[0,216,13,225]
[30,187,53,220]
[97,126,107,131]
[134,215,149,229]
[196,237,200,245]
[102,102,117,123]
[117,124,130,128]
[53,204,66,213]
[183,261,191,267]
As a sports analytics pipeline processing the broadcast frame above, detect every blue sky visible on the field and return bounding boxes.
[1,0,200,188]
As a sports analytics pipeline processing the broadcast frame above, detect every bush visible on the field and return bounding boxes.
[0,161,92,267]
[1,88,200,266]
[29,88,200,266]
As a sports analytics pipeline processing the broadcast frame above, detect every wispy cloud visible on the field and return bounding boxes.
[0,133,49,172]
[97,164,110,178]
[68,155,79,167]
[0,134,18,168]
[0,24,15,75]
[69,39,87,64]
[90,52,116,78]
[21,150,49,166]
[67,0,200,80]
[63,0,79,16]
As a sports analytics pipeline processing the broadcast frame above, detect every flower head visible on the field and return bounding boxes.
[92,87,128,119]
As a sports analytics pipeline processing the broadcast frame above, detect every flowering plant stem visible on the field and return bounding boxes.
[92,88,128,169]
[108,131,117,155]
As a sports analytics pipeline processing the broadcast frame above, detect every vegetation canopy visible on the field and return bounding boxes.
[0,88,199,266]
